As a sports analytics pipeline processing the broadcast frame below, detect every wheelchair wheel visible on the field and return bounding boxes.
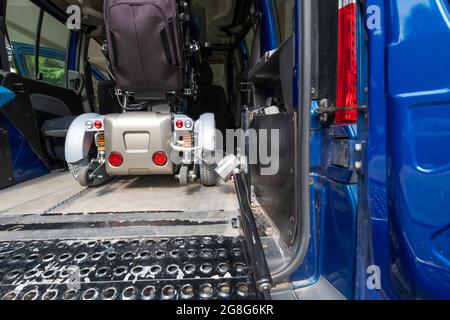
[179,166,188,186]
[69,161,110,187]
[199,162,217,187]
[77,165,96,187]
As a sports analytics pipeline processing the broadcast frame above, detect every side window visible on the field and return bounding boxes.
[6,0,69,87]
[275,0,295,42]
[5,0,40,76]
[38,13,70,86]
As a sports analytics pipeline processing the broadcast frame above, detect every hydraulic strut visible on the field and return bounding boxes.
[234,172,272,297]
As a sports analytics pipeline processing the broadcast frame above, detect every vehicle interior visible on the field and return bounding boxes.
[0,0,300,216]
[0,0,346,300]
[2,0,296,169]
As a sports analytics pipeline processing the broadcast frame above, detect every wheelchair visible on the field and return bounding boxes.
[65,0,218,187]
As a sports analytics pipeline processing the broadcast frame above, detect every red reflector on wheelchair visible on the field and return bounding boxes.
[153,152,168,166]
[176,120,184,128]
[108,152,123,167]
[94,120,103,129]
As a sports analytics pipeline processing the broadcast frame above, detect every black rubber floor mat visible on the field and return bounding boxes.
[0,236,259,300]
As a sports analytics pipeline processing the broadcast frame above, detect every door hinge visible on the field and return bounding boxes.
[315,99,368,125]
[354,140,366,175]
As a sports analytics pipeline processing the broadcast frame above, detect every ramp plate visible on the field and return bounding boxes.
[0,236,259,300]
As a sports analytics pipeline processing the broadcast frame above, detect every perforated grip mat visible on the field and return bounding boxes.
[0,236,259,300]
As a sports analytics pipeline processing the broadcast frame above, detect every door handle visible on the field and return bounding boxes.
[68,71,85,95]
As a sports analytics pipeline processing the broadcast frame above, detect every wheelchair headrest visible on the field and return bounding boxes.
[197,63,213,85]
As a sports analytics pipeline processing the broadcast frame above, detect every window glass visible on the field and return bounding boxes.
[38,12,70,86]
[5,0,40,76]
[6,0,69,87]
[275,0,295,42]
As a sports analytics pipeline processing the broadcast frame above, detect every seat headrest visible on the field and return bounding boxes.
[197,63,213,85]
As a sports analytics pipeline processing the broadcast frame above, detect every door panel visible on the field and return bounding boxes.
[1,0,83,173]
[25,78,82,116]
[0,72,50,185]
[0,72,43,155]
[29,93,72,119]
[5,0,83,120]
[384,0,450,299]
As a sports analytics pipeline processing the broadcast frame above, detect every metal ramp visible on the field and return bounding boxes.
[0,235,259,300]
[0,174,271,300]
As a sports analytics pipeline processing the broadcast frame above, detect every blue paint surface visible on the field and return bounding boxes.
[291,109,359,299]
[259,0,278,53]
[384,0,450,299]
[0,116,49,182]
[90,65,107,81]
[320,181,357,298]
[290,1,359,298]
[67,31,79,71]
[363,0,450,299]
[0,86,15,107]
[0,86,49,184]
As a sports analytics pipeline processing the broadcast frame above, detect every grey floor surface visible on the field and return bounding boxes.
[0,172,240,240]
[0,172,239,215]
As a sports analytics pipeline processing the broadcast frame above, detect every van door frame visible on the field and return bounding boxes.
[269,0,312,284]
[0,1,9,71]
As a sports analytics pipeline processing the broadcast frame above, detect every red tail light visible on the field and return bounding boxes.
[175,120,184,128]
[153,151,168,166]
[94,120,103,129]
[108,152,123,167]
[336,0,358,125]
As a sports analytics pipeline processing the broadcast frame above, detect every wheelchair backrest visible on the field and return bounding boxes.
[104,0,185,95]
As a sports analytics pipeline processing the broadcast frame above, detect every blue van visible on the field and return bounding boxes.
[0,0,448,301]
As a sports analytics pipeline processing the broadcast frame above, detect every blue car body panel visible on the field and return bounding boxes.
[0,86,49,183]
[363,0,450,299]
[290,4,362,299]
[291,0,450,300]
[384,0,450,299]
[291,123,359,299]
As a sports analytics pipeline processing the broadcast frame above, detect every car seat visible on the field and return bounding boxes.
[41,80,122,161]
[195,63,228,133]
